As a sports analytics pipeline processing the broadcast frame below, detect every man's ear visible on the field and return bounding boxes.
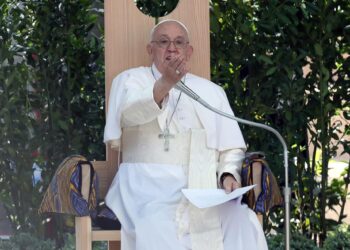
[186,45,194,60]
[146,43,153,57]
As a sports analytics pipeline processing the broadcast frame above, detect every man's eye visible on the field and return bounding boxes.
[159,40,170,45]
[175,40,185,46]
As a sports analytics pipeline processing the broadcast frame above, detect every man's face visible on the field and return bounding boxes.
[147,22,193,74]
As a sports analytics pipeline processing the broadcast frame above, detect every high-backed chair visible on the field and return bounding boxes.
[75,1,211,249]
[74,1,264,249]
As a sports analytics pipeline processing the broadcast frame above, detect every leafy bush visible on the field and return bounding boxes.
[322,224,350,250]
[0,233,55,250]
[0,232,108,250]
[62,233,107,250]
[267,233,319,250]
[0,0,104,241]
[210,0,350,243]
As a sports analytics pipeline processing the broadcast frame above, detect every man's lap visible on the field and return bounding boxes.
[108,163,267,250]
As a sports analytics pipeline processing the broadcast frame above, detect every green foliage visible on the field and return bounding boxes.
[0,233,107,250]
[210,0,350,243]
[60,233,107,250]
[267,232,319,250]
[135,0,178,19]
[0,0,104,241]
[322,224,350,250]
[0,233,55,250]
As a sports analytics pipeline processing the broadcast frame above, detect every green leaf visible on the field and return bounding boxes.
[320,65,330,82]
[276,13,291,25]
[257,55,273,65]
[266,66,277,76]
[314,43,323,56]
[57,120,68,131]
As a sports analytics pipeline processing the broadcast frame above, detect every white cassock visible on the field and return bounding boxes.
[104,64,268,250]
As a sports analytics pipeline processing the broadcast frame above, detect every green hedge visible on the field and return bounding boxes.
[322,224,350,249]
[0,233,107,250]
[267,233,318,250]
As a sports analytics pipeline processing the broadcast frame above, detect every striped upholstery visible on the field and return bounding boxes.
[39,155,98,216]
[241,154,283,213]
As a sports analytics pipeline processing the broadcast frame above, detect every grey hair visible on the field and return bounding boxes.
[149,19,189,41]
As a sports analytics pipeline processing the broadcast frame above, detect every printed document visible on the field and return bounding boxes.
[182,185,255,208]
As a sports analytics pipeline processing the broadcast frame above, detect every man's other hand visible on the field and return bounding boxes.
[222,174,241,194]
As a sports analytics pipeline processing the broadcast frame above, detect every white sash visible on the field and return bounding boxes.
[122,122,223,250]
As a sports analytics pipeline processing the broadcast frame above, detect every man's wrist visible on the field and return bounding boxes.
[153,79,171,106]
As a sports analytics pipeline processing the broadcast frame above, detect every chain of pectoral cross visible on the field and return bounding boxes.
[158,90,182,151]
[151,66,184,151]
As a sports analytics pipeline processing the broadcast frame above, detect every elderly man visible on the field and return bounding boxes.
[104,20,267,250]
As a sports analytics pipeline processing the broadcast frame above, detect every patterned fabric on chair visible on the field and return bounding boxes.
[241,152,283,213]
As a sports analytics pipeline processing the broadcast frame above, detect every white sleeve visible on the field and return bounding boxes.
[121,84,167,127]
[103,71,167,148]
[217,148,245,186]
[103,74,127,146]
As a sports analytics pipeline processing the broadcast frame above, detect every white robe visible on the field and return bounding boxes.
[104,65,268,250]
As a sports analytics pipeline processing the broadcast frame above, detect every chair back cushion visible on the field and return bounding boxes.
[241,153,283,213]
[39,155,98,216]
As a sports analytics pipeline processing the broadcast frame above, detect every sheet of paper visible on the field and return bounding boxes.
[182,185,256,209]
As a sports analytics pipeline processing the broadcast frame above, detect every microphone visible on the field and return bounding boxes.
[175,80,291,250]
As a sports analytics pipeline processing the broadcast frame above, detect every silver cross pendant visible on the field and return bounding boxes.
[158,127,175,151]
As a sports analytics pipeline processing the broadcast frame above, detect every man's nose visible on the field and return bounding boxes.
[167,41,178,51]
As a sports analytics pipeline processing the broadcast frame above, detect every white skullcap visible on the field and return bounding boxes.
[150,19,189,41]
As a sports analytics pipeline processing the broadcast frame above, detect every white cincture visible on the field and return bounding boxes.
[121,120,190,166]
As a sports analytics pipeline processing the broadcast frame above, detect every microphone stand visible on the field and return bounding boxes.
[175,81,291,250]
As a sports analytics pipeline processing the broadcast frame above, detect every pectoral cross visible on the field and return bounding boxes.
[158,127,174,151]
